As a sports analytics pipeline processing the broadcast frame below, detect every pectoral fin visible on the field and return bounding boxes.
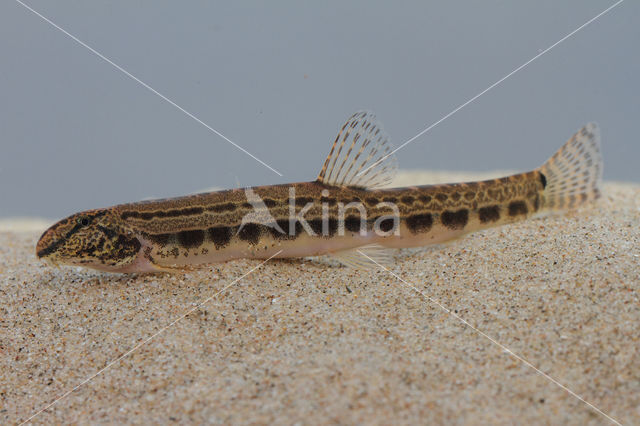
[329,244,394,270]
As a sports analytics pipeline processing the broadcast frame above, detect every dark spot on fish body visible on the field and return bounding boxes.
[344,216,362,233]
[436,193,448,203]
[208,226,232,248]
[377,217,395,233]
[177,229,205,248]
[238,223,261,244]
[269,219,295,240]
[262,198,277,207]
[276,219,291,235]
[508,201,528,216]
[147,233,172,246]
[405,213,433,233]
[400,196,415,204]
[450,192,461,201]
[441,209,469,230]
[382,197,397,203]
[419,195,432,204]
[464,192,476,201]
[539,172,547,189]
[365,197,378,206]
[308,219,324,236]
[478,205,500,223]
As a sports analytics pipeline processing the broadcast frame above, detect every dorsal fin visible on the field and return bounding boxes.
[317,111,398,189]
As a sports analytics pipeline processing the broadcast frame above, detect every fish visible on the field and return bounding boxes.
[36,111,603,273]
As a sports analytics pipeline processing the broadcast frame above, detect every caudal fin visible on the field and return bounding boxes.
[538,123,603,210]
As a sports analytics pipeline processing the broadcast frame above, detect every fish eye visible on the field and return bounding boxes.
[77,216,90,226]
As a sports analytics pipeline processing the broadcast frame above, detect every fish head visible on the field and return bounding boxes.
[36,209,141,272]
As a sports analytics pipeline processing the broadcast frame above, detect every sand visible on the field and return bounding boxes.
[1,171,639,425]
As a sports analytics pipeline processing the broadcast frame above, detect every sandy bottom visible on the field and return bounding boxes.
[1,171,639,425]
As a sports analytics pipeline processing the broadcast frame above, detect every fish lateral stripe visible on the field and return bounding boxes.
[207,202,237,213]
[121,207,204,220]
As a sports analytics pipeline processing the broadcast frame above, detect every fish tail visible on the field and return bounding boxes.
[537,123,603,211]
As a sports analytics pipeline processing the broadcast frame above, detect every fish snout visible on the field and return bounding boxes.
[36,222,65,259]
[36,226,55,258]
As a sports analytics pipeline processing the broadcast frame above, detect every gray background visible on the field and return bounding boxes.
[1,0,638,219]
